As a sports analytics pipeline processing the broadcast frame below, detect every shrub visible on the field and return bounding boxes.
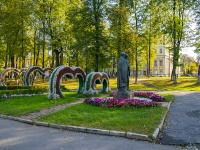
[0,86,32,90]
[0,86,48,100]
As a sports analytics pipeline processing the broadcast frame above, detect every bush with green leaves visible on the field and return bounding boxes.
[0,86,48,100]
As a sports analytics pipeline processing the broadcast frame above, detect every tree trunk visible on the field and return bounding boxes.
[42,39,45,68]
[51,53,55,68]
[134,1,138,84]
[21,0,25,68]
[198,65,200,84]
[147,37,151,78]
[172,0,177,84]
[42,35,45,82]
[93,0,100,72]
[75,49,79,67]
[50,36,55,68]
[55,49,60,67]
[60,47,63,66]
[10,56,15,68]
[35,44,40,66]
[112,57,116,77]
[4,46,8,69]
[135,43,138,84]
[15,57,18,68]
[85,49,88,74]
[147,16,151,78]
[33,30,36,66]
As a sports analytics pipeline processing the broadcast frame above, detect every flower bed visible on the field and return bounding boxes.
[84,97,158,108]
[110,91,165,102]
[134,91,165,102]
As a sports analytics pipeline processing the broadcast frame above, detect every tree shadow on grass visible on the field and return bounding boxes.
[183,82,200,90]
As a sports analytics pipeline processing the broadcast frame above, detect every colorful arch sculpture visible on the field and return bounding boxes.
[48,66,86,99]
[84,72,110,95]
[22,66,53,86]
[43,67,54,74]
[0,68,21,86]
[22,66,43,86]
[20,68,27,74]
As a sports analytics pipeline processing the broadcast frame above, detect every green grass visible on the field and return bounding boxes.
[139,76,200,91]
[158,93,175,102]
[0,92,82,116]
[6,76,200,91]
[39,103,167,136]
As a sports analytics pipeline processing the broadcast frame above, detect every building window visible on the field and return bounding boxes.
[160,48,162,54]
[160,60,163,66]
[154,60,157,66]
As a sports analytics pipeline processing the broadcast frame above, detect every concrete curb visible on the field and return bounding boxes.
[152,101,172,140]
[0,114,152,142]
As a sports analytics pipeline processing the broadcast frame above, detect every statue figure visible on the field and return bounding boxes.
[125,53,130,91]
[116,52,130,98]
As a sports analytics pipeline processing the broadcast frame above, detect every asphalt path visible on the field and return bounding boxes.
[157,91,200,149]
[0,118,183,150]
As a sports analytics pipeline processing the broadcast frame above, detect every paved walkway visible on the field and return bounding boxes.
[157,91,200,149]
[0,118,182,150]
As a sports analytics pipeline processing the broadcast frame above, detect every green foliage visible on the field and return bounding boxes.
[0,86,32,90]
[0,0,197,75]
[0,86,48,100]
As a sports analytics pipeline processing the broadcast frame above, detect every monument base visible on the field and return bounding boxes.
[113,90,132,99]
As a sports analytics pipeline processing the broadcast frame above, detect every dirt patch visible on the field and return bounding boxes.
[20,99,84,120]
[142,82,156,88]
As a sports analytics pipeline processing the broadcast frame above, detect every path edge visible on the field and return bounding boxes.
[152,101,172,140]
[0,114,152,142]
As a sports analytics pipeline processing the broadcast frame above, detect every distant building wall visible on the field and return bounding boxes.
[139,45,180,77]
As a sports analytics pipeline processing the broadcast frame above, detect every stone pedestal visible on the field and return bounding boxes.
[113,90,131,99]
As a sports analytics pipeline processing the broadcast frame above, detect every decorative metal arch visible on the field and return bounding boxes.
[0,68,21,86]
[22,66,54,86]
[84,72,110,94]
[22,66,44,86]
[19,68,27,74]
[43,67,54,74]
[48,66,86,99]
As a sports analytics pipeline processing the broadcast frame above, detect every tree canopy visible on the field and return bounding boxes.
[0,0,198,82]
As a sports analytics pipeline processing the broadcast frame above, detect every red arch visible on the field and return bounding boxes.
[53,67,86,97]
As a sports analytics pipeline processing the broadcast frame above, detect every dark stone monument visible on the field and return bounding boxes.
[114,52,131,99]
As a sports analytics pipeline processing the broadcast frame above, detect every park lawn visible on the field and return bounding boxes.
[141,76,200,91]
[39,103,167,136]
[60,76,200,91]
[33,76,200,91]
[8,76,200,91]
[0,92,84,117]
[158,93,175,102]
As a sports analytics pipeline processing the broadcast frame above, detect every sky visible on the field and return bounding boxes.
[181,47,197,59]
